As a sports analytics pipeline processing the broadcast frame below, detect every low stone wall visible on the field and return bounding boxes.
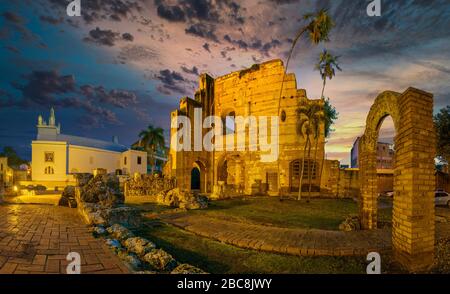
[124,174,176,197]
[71,173,207,273]
[320,160,394,198]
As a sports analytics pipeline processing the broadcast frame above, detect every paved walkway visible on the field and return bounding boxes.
[0,204,130,274]
[160,212,450,257]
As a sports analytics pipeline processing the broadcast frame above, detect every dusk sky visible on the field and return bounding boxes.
[0,0,449,165]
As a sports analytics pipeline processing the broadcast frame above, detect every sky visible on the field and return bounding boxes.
[0,0,449,165]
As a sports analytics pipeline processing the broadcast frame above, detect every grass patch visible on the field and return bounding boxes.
[186,197,393,230]
[137,223,366,274]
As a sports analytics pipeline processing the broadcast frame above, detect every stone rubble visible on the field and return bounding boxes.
[338,215,361,231]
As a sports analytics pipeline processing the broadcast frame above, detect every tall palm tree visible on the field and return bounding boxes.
[315,50,341,189]
[277,9,334,198]
[139,125,165,174]
[315,49,342,99]
[296,101,323,201]
[319,98,338,187]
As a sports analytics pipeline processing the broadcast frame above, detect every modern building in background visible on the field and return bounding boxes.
[31,108,147,187]
[350,137,394,169]
[131,141,168,173]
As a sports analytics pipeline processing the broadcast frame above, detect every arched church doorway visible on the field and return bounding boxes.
[191,167,200,191]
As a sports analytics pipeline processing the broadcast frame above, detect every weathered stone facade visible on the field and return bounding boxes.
[359,88,436,271]
[167,60,325,196]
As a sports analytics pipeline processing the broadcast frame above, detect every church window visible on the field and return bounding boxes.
[45,166,54,174]
[124,157,127,165]
[137,156,142,165]
[45,152,54,162]
[281,110,286,122]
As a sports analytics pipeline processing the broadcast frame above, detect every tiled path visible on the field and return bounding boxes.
[160,212,450,257]
[0,204,130,274]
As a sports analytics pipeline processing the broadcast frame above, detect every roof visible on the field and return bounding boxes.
[37,133,128,152]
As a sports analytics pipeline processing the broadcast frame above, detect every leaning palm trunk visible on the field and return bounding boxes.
[305,138,313,203]
[279,27,309,199]
[309,136,319,200]
[321,79,326,99]
[298,136,310,200]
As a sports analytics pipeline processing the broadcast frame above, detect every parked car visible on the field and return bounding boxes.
[435,191,450,207]
[379,191,394,197]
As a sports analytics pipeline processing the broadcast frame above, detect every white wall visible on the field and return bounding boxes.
[68,145,121,174]
[32,141,69,182]
[121,150,147,175]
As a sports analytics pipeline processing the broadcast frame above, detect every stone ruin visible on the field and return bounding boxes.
[124,174,208,210]
[124,174,176,197]
[62,173,142,228]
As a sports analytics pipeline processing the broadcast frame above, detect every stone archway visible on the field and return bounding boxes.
[359,88,436,271]
[192,161,207,193]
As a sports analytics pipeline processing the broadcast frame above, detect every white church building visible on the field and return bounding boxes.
[31,108,147,187]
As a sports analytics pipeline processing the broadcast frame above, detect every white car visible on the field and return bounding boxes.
[435,191,450,207]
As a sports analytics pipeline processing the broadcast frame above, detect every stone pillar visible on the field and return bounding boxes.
[392,88,435,272]
[359,138,378,230]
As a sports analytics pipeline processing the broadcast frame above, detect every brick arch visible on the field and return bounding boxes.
[358,88,436,271]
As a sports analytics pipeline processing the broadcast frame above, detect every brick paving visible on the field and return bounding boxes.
[0,204,130,274]
[160,212,450,257]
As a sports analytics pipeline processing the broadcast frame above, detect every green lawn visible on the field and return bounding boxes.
[184,197,392,230]
[136,223,367,274]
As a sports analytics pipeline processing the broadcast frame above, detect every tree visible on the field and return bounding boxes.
[138,125,165,174]
[319,98,339,185]
[277,8,334,197]
[315,49,342,99]
[0,146,28,167]
[296,101,324,201]
[434,105,450,164]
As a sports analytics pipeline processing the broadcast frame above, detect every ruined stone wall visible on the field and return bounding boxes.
[320,160,394,198]
[169,59,325,195]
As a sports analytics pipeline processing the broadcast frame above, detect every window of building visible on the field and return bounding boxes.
[124,156,127,165]
[281,110,286,122]
[291,159,317,179]
[1,163,3,171]
[45,152,54,162]
[137,156,142,165]
[44,166,54,174]
[89,156,94,164]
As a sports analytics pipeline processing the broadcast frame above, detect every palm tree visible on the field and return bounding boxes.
[296,101,324,201]
[277,9,334,198]
[315,50,341,188]
[315,49,342,99]
[138,125,165,174]
[319,98,338,187]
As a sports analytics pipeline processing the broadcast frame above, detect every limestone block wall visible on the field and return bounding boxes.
[359,88,436,272]
[169,60,325,195]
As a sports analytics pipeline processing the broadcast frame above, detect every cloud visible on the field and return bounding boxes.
[2,11,24,24]
[185,23,219,42]
[181,65,199,75]
[2,70,142,125]
[156,69,193,95]
[39,15,63,25]
[202,42,210,52]
[122,32,134,41]
[80,85,138,108]
[84,27,134,46]
[84,27,120,46]
[156,2,186,22]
